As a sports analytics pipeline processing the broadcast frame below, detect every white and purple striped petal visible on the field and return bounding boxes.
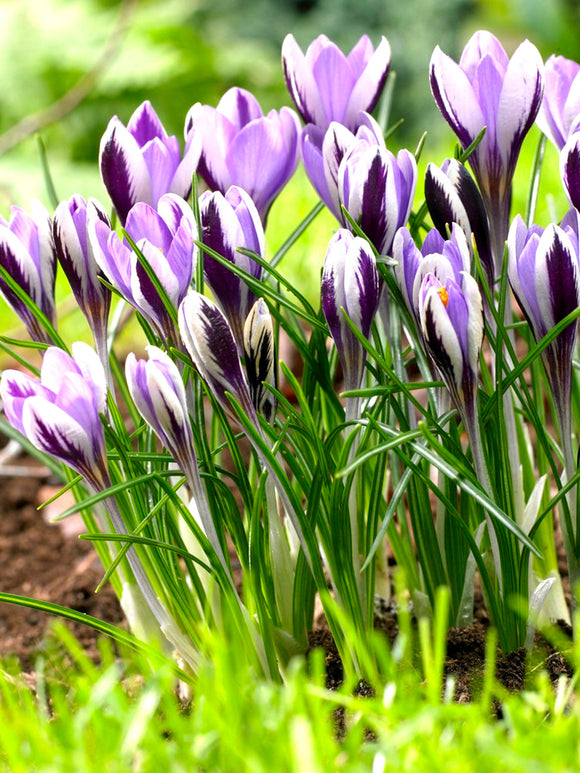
[508,215,580,402]
[338,142,417,256]
[178,291,257,422]
[200,186,265,350]
[321,229,380,391]
[0,201,55,343]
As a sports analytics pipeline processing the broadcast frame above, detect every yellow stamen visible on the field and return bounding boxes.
[437,286,449,307]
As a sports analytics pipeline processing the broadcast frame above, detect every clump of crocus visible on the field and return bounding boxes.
[537,54,580,151]
[338,141,417,256]
[302,112,385,221]
[185,88,300,223]
[321,229,380,400]
[53,195,112,380]
[200,185,265,351]
[0,201,55,344]
[430,31,544,275]
[424,159,493,287]
[282,34,391,133]
[100,101,200,225]
[90,193,197,344]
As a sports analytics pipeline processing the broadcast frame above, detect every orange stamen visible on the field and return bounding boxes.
[437,286,449,307]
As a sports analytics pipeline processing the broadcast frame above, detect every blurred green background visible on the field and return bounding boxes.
[0,0,578,337]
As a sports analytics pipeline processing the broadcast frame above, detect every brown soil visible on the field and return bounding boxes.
[0,460,123,669]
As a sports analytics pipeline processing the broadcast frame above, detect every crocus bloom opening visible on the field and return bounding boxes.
[392,223,471,328]
[301,112,385,221]
[0,343,109,489]
[200,185,265,351]
[430,31,544,273]
[90,193,197,343]
[537,55,580,151]
[185,88,300,223]
[282,34,391,133]
[338,141,417,256]
[0,201,55,344]
[321,229,380,392]
[100,101,200,225]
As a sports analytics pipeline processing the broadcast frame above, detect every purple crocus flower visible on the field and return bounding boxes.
[419,270,484,427]
[537,55,580,151]
[430,31,544,274]
[200,185,265,351]
[282,34,391,133]
[125,344,228,565]
[560,131,580,211]
[392,223,471,327]
[0,201,55,344]
[100,101,200,225]
[321,229,380,393]
[53,195,112,369]
[301,112,385,221]
[508,212,580,425]
[185,88,300,222]
[0,342,108,489]
[424,159,493,286]
[338,140,417,256]
[90,193,197,343]
[178,291,257,423]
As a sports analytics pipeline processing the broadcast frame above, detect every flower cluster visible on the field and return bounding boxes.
[3,28,580,673]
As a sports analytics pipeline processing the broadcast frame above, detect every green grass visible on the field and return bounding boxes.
[0,610,579,773]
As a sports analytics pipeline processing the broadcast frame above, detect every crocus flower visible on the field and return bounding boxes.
[0,342,108,489]
[430,31,544,274]
[53,195,112,370]
[185,88,300,222]
[100,100,200,225]
[537,55,580,151]
[243,298,277,423]
[178,291,257,423]
[282,34,391,133]
[301,112,384,221]
[90,193,197,343]
[0,201,55,344]
[418,271,484,428]
[338,140,417,256]
[508,213,580,427]
[200,185,265,350]
[560,131,580,211]
[321,229,380,393]
[392,223,471,328]
[424,159,493,286]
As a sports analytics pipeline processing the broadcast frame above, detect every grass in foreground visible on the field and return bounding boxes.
[0,607,579,773]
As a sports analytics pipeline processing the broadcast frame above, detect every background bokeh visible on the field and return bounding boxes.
[0,0,577,333]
